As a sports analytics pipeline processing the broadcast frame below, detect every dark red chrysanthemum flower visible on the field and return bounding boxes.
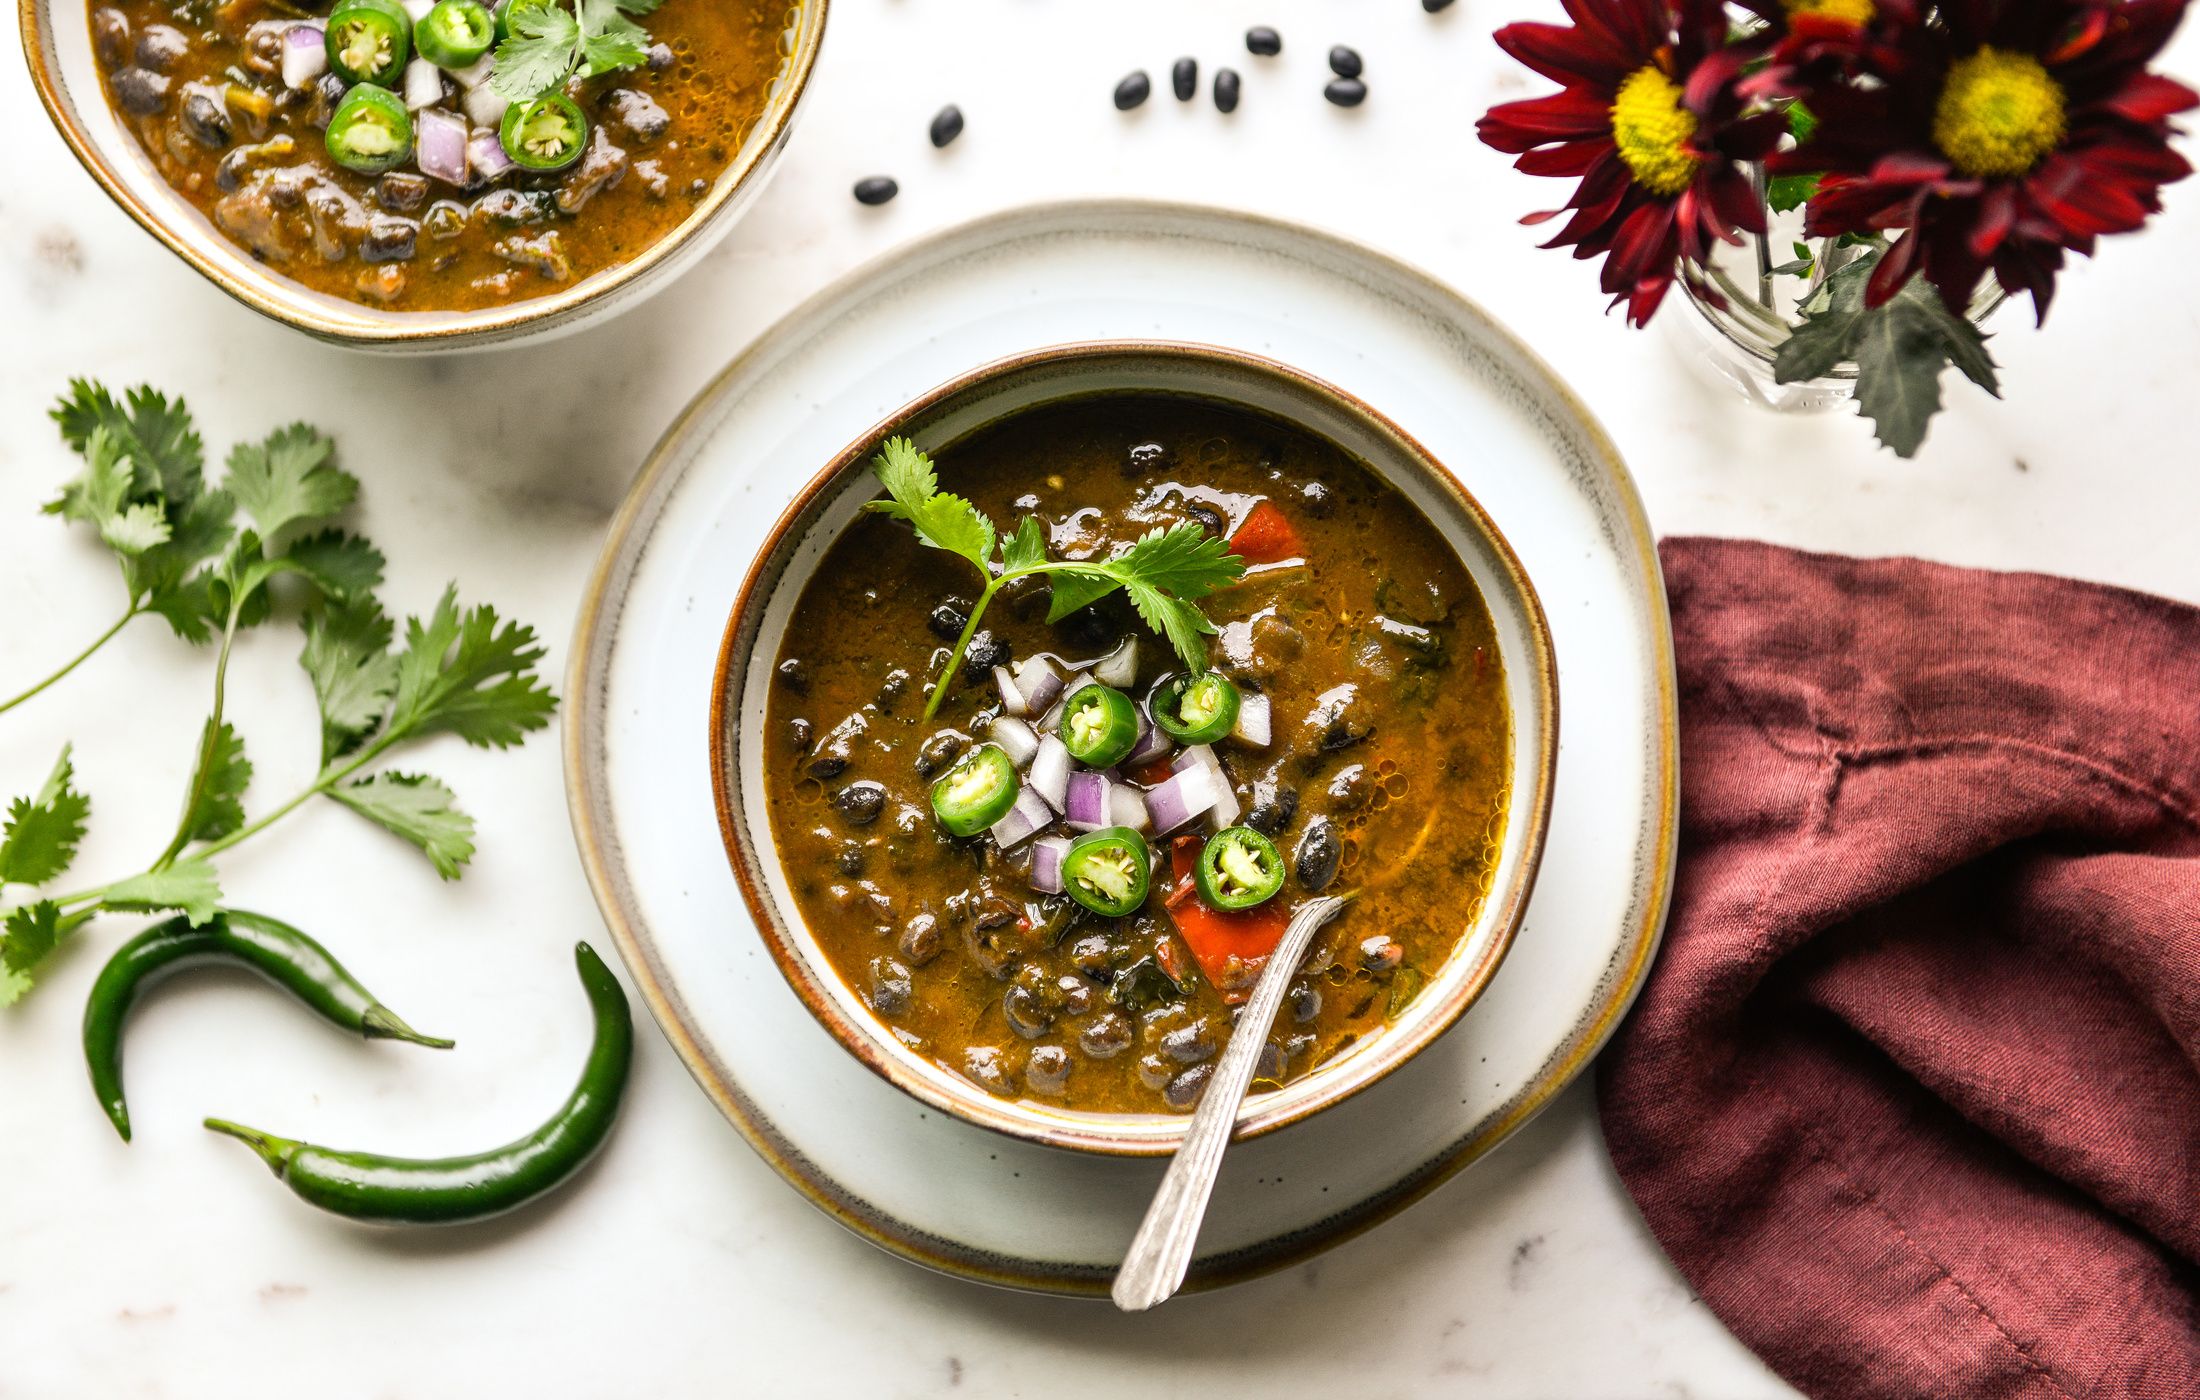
[1770,0,2197,319]
[1478,0,1788,325]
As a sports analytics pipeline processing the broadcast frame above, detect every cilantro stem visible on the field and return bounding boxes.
[924,577,1004,721]
[0,606,139,717]
[152,602,243,872]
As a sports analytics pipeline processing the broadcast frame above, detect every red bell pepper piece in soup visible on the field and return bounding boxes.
[1165,836,1288,1002]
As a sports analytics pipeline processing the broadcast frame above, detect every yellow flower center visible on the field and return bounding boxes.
[1933,47,2068,178]
[1783,0,1876,24]
[1611,67,1701,196]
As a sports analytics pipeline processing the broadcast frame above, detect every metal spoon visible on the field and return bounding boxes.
[1111,893,1354,1312]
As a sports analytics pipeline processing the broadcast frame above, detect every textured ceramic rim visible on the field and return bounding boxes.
[705,340,1560,1157]
[563,199,1680,1294]
[17,0,827,347]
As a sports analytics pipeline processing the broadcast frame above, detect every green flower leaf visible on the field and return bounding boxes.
[103,859,222,926]
[330,772,477,879]
[0,747,92,889]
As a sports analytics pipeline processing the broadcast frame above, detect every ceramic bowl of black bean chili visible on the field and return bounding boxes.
[25,0,826,347]
[710,343,1558,1156]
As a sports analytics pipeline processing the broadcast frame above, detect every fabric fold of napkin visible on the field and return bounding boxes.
[1600,537,2200,1400]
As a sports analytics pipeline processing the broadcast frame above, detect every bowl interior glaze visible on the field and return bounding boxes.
[710,342,1558,1156]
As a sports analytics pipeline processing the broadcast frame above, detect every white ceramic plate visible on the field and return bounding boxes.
[565,199,1678,1294]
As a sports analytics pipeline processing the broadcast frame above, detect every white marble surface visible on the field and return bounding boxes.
[3,1,2196,1395]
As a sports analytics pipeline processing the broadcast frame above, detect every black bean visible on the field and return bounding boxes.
[1025,1045,1072,1096]
[1113,70,1151,110]
[1058,604,1121,653]
[1125,441,1171,476]
[1290,981,1322,1023]
[974,895,1021,932]
[898,913,943,966]
[422,200,467,239]
[646,41,673,70]
[1080,1012,1133,1059]
[788,717,814,750]
[1328,763,1372,811]
[1255,1043,1288,1083]
[1247,783,1298,836]
[112,66,170,116]
[876,667,910,708]
[1213,67,1241,113]
[1423,0,1456,10]
[833,781,887,827]
[1358,935,1404,975]
[375,171,430,213]
[775,657,809,694]
[91,7,130,67]
[928,103,963,148]
[835,844,866,877]
[1245,26,1282,55]
[1296,817,1342,891]
[1325,77,1368,107]
[961,629,1011,680]
[1329,45,1363,78]
[604,88,670,143]
[360,216,418,264]
[914,730,967,778]
[1161,1020,1218,1065]
[1164,1063,1214,1110]
[1069,933,1116,980]
[134,23,187,72]
[1137,1053,1174,1090]
[927,598,971,640]
[868,956,913,1016]
[963,1045,1013,1095]
[853,176,898,206]
[180,84,231,148]
[1171,56,1198,101]
[1185,503,1226,534]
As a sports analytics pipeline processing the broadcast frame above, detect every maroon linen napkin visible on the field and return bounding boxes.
[1599,537,2200,1400]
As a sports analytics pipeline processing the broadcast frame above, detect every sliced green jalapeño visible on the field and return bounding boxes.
[930,744,1019,837]
[325,0,411,86]
[417,0,495,67]
[1194,826,1286,910]
[325,84,413,174]
[1063,826,1152,917]
[1060,683,1140,768]
[500,92,589,171]
[1150,671,1240,745]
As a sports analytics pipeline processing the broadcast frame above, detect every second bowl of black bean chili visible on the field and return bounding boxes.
[710,343,1558,1156]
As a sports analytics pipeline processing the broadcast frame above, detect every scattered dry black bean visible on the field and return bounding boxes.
[1114,70,1151,110]
[853,176,898,206]
[1171,56,1197,100]
[929,104,963,148]
[1325,77,1368,107]
[1423,0,1456,10]
[1329,45,1363,78]
[1246,25,1282,56]
[1213,67,1241,113]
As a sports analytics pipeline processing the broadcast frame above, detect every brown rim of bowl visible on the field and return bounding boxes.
[705,339,1559,1158]
[17,0,827,346]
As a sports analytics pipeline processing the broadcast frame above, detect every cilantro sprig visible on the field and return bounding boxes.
[864,438,1246,720]
[0,383,556,1005]
[489,0,661,103]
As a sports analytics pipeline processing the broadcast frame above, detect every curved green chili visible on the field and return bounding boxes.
[204,942,631,1225]
[84,909,452,1142]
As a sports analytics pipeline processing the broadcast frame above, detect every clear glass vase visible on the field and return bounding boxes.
[1668,170,2002,412]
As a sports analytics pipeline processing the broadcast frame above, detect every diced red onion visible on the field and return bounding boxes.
[1064,771,1113,833]
[988,716,1040,769]
[281,22,327,89]
[1110,784,1151,833]
[1171,743,1221,777]
[1038,671,1095,733]
[1013,656,1064,716]
[465,127,512,183]
[416,108,469,186]
[1123,709,1170,767]
[450,52,496,87]
[403,57,444,111]
[1029,737,1071,811]
[993,665,1029,718]
[1210,774,1243,828]
[1091,637,1139,688]
[1029,836,1070,894]
[989,786,1052,850]
[463,82,511,131]
[1145,765,1219,835]
[1231,692,1272,748]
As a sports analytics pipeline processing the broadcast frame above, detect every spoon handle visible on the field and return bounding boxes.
[1111,894,1350,1312]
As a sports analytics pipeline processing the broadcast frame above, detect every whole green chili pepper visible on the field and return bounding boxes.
[84,909,452,1142]
[203,942,631,1225]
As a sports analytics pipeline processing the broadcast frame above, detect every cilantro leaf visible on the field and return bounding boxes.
[490,2,583,99]
[331,772,477,879]
[386,587,560,749]
[0,902,67,1007]
[50,381,205,504]
[579,0,647,73]
[864,437,996,577]
[1042,567,1120,622]
[999,516,1048,574]
[178,721,252,844]
[225,424,354,541]
[1040,525,1245,668]
[1123,580,1220,671]
[0,747,92,888]
[103,859,222,926]
[1109,523,1243,600]
[282,529,386,602]
[302,596,401,764]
